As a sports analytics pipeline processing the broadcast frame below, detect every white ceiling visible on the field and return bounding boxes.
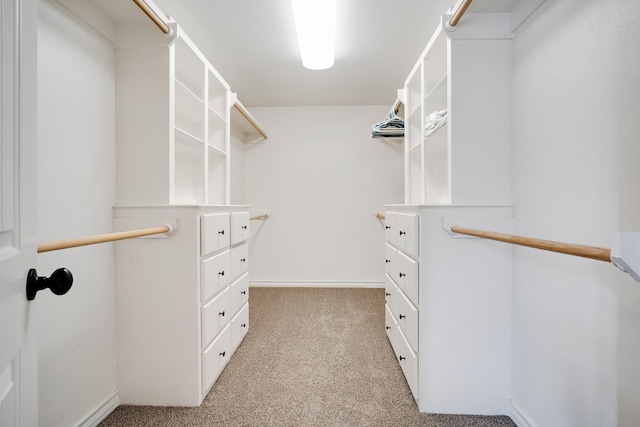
[91,0,518,107]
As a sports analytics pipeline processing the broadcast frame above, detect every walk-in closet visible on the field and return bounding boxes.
[2,0,639,426]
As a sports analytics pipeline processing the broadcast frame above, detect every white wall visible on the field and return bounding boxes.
[37,1,118,425]
[510,0,640,425]
[245,106,404,286]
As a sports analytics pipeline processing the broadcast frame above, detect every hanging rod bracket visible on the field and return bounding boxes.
[610,232,640,282]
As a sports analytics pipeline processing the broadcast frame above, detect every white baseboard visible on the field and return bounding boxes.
[509,399,535,427]
[249,280,384,288]
[76,390,119,427]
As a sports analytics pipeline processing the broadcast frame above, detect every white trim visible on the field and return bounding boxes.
[509,399,535,427]
[76,391,119,427]
[249,280,384,288]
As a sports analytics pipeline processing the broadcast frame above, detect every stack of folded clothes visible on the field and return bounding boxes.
[425,109,448,137]
[371,109,404,139]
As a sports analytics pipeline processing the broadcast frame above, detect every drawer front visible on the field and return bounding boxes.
[396,250,419,306]
[202,324,231,392]
[230,302,249,352]
[384,274,398,316]
[396,289,419,353]
[230,273,249,316]
[385,303,398,355]
[384,211,398,247]
[384,242,397,279]
[230,242,249,282]
[201,287,230,348]
[201,250,231,301]
[201,213,230,256]
[230,212,250,245]
[396,329,419,400]
[397,213,419,258]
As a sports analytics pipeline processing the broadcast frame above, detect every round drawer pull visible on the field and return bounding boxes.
[241,225,247,229]
[219,311,225,316]
[218,271,225,276]
[385,226,391,229]
[385,259,391,263]
[218,230,225,235]
[219,351,226,357]
[399,356,406,361]
[241,323,247,328]
[385,326,391,330]
[385,292,391,296]
[240,258,246,262]
[399,272,406,278]
[241,291,247,295]
[399,231,406,236]
[399,314,406,319]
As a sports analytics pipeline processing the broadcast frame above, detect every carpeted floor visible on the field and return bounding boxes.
[100,287,515,426]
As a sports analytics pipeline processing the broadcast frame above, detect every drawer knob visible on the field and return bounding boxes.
[399,314,406,319]
[219,311,225,316]
[219,271,225,276]
[399,272,406,278]
[241,291,246,295]
[219,351,226,357]
[399,230,406,236]
[385,226,391,229]
[218,230,225,235]
[240,258,246,262]
[241,225,247,229]
[241,323,247,328]
[385,259,391,263]
[385,326,391,330]
[385,292,391,296]
[399,356,406,361]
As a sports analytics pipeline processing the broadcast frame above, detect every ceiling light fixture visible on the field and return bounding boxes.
[291,0,337,70]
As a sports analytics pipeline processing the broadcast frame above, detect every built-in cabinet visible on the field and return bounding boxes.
[385,9,519,415]
[114,206,250,406]
[385,206,514,414]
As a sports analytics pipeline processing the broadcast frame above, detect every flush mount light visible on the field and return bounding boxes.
[291,0,337,70]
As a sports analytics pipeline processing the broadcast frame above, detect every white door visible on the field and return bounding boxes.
[0,0,38,426]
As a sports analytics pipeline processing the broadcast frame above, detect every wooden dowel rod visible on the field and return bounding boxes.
[234,103,268,139]
[250,214,270,221]
[376,213,386,220]
[449,0,474,27]
[450,226,611,263]
[132,0,171,35]
[393,99,402,115]
[38,226,171,253]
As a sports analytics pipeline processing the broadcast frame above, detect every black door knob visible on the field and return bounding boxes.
[26,268,73,301]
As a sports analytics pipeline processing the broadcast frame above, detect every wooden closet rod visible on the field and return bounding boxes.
[38,226,173,253]
[234,103,268,139]
[392,99,402,115]
[450,226,611,263]
[448,0,474,28]
[376,213,386,220]
[250,214,270,221]
[132,0,171,35]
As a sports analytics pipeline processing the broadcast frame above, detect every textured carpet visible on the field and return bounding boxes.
[100,287,515,426]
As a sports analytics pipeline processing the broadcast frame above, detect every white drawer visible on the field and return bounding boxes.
[202,324,230,392]
[230,212,250,245]
[384,211,398,247]
[384,274,398,316]
[396,289,418,353]
[396,250,419,306]
[230,302,249,352]
[230,243,249,282]
[201,213,230,256]
[230,273,249,316]
[384,242,397,279]
[385,303,398,355]
[397,213,419,258]
[201,250,230,301]
[396,328,418,400]
[201,287,230,348]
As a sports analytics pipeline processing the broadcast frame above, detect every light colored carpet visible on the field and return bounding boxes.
[100,287,515,426]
